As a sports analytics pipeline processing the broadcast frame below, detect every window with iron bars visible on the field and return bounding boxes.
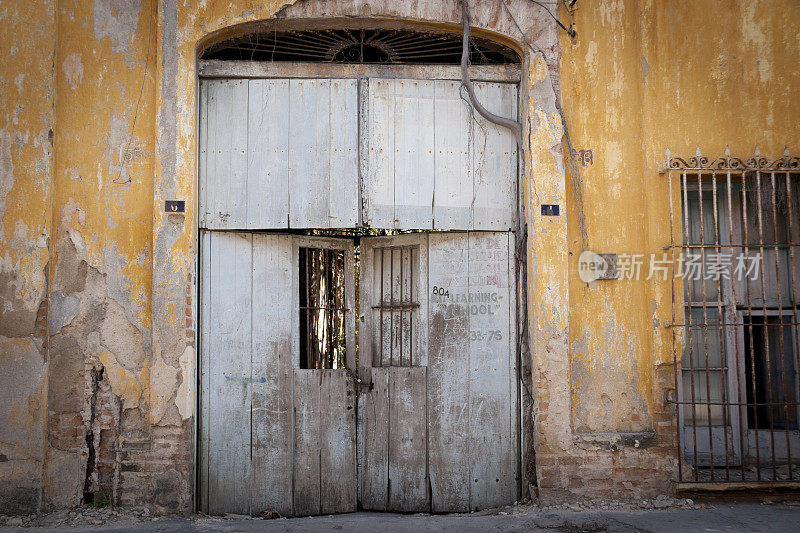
[665,148,800,483]
[299,247,348,370]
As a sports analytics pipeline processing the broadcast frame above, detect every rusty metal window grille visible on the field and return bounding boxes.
[299,247,348,369]
[665,148,800,484]
[201,28,519,65]
[371,245,420,367]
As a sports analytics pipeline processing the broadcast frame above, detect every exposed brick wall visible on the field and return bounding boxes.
[532,352,680,502]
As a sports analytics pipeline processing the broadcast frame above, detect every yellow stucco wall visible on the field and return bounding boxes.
[0,0,54,512]
[561,0,800,434]
[2,0,798,512]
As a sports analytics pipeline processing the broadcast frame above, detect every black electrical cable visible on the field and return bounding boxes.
[526,0,576,38]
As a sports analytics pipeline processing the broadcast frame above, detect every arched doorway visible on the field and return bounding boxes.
[197,24,523,516]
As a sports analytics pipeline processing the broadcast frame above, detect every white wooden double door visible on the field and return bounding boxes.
[199,231,519,516]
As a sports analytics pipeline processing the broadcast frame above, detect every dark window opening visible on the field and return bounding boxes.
[743,314,799,431]
[202,28,520,65]
[299,247,347,369]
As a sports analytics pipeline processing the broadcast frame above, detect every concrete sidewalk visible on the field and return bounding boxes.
[2,501,798,532]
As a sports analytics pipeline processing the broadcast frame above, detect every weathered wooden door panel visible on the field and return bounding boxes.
[466,231,517,508]
[202,231,253,516]
[200,77,515,232]
[199,79,358,230]
[427,232,471,512]
[250,233,294,516]
[388,366,429,511]
[472,83,518,231]
[200,232,356,516]
[359,367,428,511]
[293,370,357,516]
[359,366,389,510]
[433,81,473,230]
[362,79,517,231]
[427,231,518,512]
[393,80,436,229]
[358,232,518,513]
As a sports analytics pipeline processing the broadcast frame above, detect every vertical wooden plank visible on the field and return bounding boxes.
[202,81,220,228]
[247,79,290,229]
[220,79,250,228]
[357,238,375,507]
[388,366,429,511]
[207,232,252,515]
[198,230,212,513]
[394,79,435,229]
[292,369,320,516]
[507,232,520,501]
[359,239,375,377]
[433,80,473,230]
[198,82,209,228]
[319,370,357,514]
[289,79,331,228]
[250,234,294,516]
[361,367,390,510]
[468,231,515,509]
[358,78,370,229]
[329,79,359,228]
[472,82,517,231]
[427,232,471,512]
[365,79,395,228]
[416,235,429,367]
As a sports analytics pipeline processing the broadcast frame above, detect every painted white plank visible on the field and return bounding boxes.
[250,234,293,516]
[388,366,429,511]
[292,369,320,516]
[328,79,359,228]
[202,79,249,229]
[415,235,429,367]
[319,370,357,514]
[360,367,390,510]
[207,232,252,515]
[198,83,209,228]
[506,231,519,502]
[433,80,473,230]
[364,79,395,228]
[426,232,471,512]
[468,231,516,509]
[221,79,250,228]
[472,82,517,231]
[201,81,221,228]
[289,79,331,228]
[393,79,435,229]
[359,238,376,375]
[247,79,290,228]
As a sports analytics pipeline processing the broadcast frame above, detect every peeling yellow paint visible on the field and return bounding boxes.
[561,0,800,435]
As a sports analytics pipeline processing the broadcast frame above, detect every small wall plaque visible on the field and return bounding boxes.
[165,200,185,213]
[541,204,560,216]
